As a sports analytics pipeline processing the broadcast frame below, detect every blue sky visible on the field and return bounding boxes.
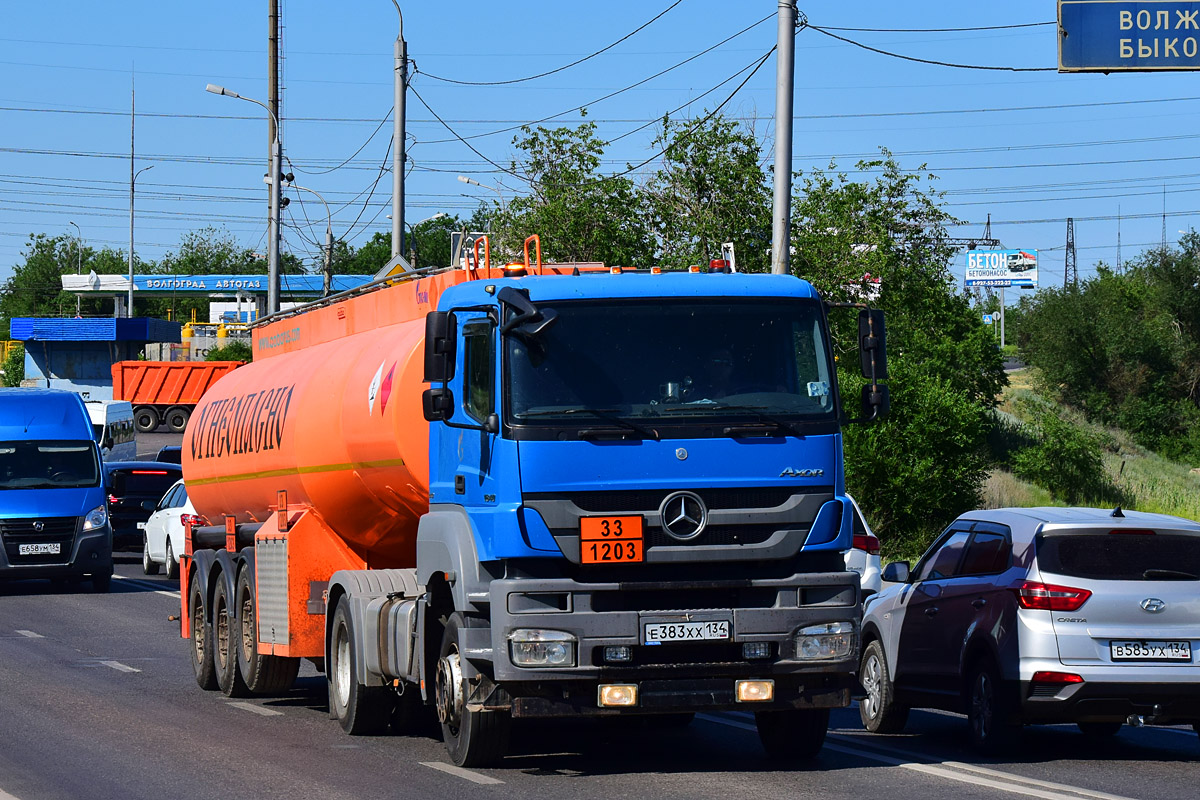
[2,1,1197,297]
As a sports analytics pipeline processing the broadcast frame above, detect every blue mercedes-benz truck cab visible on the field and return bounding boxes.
[0,389,113,591]
[419,271,887,757]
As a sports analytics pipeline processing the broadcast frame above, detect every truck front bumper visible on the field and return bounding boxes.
[470,569,860,715]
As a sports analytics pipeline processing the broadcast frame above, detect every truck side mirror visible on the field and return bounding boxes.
[860,384,890,422]
[858,309,888,381]
[424,312,457,383]
[422,387,455,422]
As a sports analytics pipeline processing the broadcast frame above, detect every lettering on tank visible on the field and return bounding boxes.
[189,384,296,461]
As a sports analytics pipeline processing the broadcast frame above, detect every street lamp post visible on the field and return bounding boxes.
[129,165,154,317]
[406,212,447,268]
[68,220,81,315]
[207,83,282,314]
[285,179,334,297]
[390,1,407,261]
[457,174,504,211]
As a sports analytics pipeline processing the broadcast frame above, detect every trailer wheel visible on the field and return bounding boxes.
[189,578,217,690]
[436,612,510,767]
[165,406,191,434]
[235,568,299,695]
[755,708,829,761]
[328,597,389,734]
[134,406,159,433]
[213,577,249,697]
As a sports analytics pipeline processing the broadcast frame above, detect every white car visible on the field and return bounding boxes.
[141,479,201,579]
[844,495,882,596]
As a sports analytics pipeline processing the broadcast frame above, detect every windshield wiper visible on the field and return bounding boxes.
[1143,568,1198,581]
[518,408,660,441]
[657,403,801,437]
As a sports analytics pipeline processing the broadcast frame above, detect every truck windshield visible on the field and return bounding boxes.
[507,298,835,432]
[0,440,101,490]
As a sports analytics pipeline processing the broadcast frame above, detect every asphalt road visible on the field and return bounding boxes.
[1,559,1198,800]
[136,431,184,461]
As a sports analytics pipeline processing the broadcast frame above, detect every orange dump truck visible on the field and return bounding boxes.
[112,360,243,433]
[179,240,889,767]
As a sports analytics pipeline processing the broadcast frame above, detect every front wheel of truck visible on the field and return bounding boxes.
[328,597,389,735]
[755,708,829,761]
[436,612,510,767]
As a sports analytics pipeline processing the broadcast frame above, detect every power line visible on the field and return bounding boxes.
[819,21,1055,33]
[289,108,391,175]
[417,0,683,86]
[807,24,1057,72]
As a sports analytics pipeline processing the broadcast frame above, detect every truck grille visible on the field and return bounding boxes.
[0,517,79,565]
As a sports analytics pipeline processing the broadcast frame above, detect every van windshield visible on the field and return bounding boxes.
[0,440,101,490]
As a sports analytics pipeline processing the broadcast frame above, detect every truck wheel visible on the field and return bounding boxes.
[213,577,250,697]
[436,612,511,767]
[235,568,299,695]
[859,640,908,733]
[967,660,1021,753]
[755,708,829,761]
[164,539,179,581]
[328,597,389,734]
[134,406,159,433]
[189,578,218,690]
[142,535,160,576]
[165,406,191,433]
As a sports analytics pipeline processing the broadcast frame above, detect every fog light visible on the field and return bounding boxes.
[604,645,633,663]
[736,679,775,702]
[742,642,772,660]
[598,684,638,707]
[509,629,576,667]
[794,621,855,660]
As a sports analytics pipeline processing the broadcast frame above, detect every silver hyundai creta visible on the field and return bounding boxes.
[858,506,1200,751]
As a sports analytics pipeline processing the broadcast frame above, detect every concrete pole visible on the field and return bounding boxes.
[770,0,797,275]
[68,221,81,315]
[391,1,407,259]
[324,225,334,297]
[999,286,1006,348]
[129,165,153,319]
[268,137,282,314]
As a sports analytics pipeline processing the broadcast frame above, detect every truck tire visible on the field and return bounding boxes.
[859,640,908,733]
[165,406,191,434]
[213,577,250,697]
[134,406,159,433]
[328,597,390,734]
[436,612,511,767]
[189,578,218,690]
[755,708,829,761]
[235,568,299,695]
[142,534,160,576]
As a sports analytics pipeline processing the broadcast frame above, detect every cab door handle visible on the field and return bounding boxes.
[924,607,939,617]
[972,598,988,610]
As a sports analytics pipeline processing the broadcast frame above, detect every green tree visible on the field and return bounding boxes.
[205,340,252,362]
[646,113,771,272]
[408,214,465,269]
[791,155,1007,556]
[490,117,654,266]
[1,344,24,387]
[0,234,137,323]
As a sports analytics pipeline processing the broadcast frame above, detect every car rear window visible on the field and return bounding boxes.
[1037,532,1200,581]
[115,469,180,497]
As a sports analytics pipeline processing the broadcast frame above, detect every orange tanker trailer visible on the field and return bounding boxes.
[179,238,888,767]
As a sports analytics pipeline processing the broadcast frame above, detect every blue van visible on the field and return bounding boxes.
[0,388,113,591]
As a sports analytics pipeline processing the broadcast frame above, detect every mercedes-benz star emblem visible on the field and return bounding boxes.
[33,521,44,532]
[675,448,688,461]
[658,491,707,541]
[1141,597,1167,613]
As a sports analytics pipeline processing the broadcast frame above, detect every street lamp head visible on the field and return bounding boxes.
[206,83,232,97]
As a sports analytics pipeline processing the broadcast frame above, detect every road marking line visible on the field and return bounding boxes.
[99,660,141,673]
[420,762,504,785]
[111,574,180,598]
[0,787,22,800]
[226,701,283,717]
[15,630,43,638]
[697,714,1134,800]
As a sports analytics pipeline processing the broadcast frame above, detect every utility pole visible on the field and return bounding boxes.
[770,0,797,275]
[128,76,135,318]
[391,1,407,260]
[266,0,283,314]
[1064,217,1077,289]
[1117,204,1122,273]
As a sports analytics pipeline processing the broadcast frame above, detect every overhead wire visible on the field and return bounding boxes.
[417,0,683,86]
[807,24,1057,71]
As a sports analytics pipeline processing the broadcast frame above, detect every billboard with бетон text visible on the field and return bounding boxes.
[963,249,1039,288]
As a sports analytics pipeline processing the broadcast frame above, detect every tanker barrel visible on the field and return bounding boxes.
[190,523,260,551]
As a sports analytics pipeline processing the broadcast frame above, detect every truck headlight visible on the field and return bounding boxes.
[509,629,576,668]
[794,621,855,660]
[82,505,108,532]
